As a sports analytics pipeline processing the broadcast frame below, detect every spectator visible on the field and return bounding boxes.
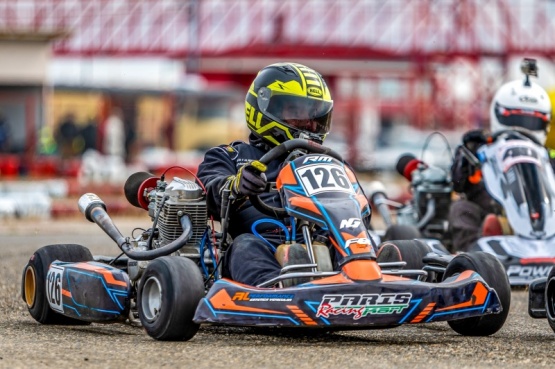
[103,107,126,160]
[80,117,98,153]
[56,113,79,159]
[0,111,11,153]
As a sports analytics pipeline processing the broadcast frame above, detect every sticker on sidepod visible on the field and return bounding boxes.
[316,293,412,320]
[46,265,64,313]
[506,264,552,279]
[232,292,294,302]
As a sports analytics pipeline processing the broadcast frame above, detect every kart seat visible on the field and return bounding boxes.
[481,214,513,237]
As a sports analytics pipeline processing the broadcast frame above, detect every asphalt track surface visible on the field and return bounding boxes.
[1,216,555,369]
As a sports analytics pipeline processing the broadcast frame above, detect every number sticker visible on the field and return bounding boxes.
[296,164,354,196]
[46,265,64,313]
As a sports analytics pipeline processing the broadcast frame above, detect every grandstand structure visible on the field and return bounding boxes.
[1,0,555,165]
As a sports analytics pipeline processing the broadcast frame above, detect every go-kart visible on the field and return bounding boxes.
[367,132,453,253]
[22,139,510,341]
[528,267,555,334]
[462,129,555,285]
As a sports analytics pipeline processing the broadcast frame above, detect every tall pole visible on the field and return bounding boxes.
[186,0,200,75]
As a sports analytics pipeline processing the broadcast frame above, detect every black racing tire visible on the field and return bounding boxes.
[388,239,432,270]
[138,256,205,341]
[383,224,422,242]
[379,239,434,281]
[22,244,93,325]
[545,266,555,333]
[443,252,511,336]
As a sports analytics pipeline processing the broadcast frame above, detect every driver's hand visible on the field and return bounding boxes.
[230,161,268,197]
[462,129,490,152]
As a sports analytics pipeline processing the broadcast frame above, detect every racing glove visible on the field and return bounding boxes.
[462,129,490,153]
[228,161,268,197]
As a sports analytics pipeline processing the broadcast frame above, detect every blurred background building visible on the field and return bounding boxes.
[2,0,555,180]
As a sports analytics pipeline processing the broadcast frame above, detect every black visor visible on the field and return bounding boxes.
[494,102,550,132]
[257,90,333,135]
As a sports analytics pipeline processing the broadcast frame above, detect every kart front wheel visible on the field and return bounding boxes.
[22,244,93,325]
[138,256,205,341]
[443,252,510,336]
[545,266,555,333]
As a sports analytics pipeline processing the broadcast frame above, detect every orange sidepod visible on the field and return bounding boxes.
[276,165,297,190]
[289,196,322,215]
[73,262,128,287]
[435,281,489,312]
[209,289,285,314]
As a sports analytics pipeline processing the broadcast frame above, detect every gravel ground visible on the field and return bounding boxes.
[1,216,554,369]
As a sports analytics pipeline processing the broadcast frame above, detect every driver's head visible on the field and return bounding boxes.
[489,60,552,145]
[245,62,333,147]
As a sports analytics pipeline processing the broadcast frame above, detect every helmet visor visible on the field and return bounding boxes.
[494,102,550,132]
[258,91,333,135]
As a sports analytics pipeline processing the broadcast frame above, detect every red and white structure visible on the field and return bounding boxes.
[1,0,555,164]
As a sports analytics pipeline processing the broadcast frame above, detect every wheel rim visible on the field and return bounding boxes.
[24,266,36,308]
[141,276,163,321]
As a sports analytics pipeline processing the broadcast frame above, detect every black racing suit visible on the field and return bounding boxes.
[448,130,555,252]
[197,133,295,286]
[448,139,501,252]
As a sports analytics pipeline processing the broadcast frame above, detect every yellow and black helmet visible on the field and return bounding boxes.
[245,62,333,146]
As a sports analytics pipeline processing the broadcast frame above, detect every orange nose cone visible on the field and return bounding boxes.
[341,260,382,281]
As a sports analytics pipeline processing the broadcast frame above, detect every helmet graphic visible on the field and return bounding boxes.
[490,58,552,145]
[245,62,333,146]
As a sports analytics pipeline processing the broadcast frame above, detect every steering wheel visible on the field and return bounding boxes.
[249,139,344,218]
[491,128,543,146]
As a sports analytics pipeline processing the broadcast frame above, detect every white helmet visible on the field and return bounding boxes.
[490,59,552,145]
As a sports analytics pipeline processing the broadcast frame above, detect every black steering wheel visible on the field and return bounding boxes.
[249,139,344,218]
[491,128,543,146]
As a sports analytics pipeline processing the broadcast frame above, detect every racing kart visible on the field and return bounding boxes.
[463,129,555,285]
[367,132,454,252]
[22,139,510,341]
[528,267,555,334]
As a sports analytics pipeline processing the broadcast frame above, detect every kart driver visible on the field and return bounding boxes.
[196,62,336,286]
[448,58,553,252]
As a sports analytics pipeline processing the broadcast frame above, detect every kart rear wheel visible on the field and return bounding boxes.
[22,244,93,325]
[379,239,434,281]
[380,240,433,269]
[138,256,205,341]
[443,252,510,336]
[385,239,432,270]
[545,266,555,333]
[382,224,422,242]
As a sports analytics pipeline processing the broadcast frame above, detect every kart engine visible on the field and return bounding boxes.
[147,177,208,256]
[401,164,452,241]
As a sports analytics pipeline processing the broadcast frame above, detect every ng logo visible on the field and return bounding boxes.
[340,218,361,229]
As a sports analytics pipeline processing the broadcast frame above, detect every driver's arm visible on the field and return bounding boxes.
[451,130,488,194]
[197,146,238,219]
[451,145,469,193]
